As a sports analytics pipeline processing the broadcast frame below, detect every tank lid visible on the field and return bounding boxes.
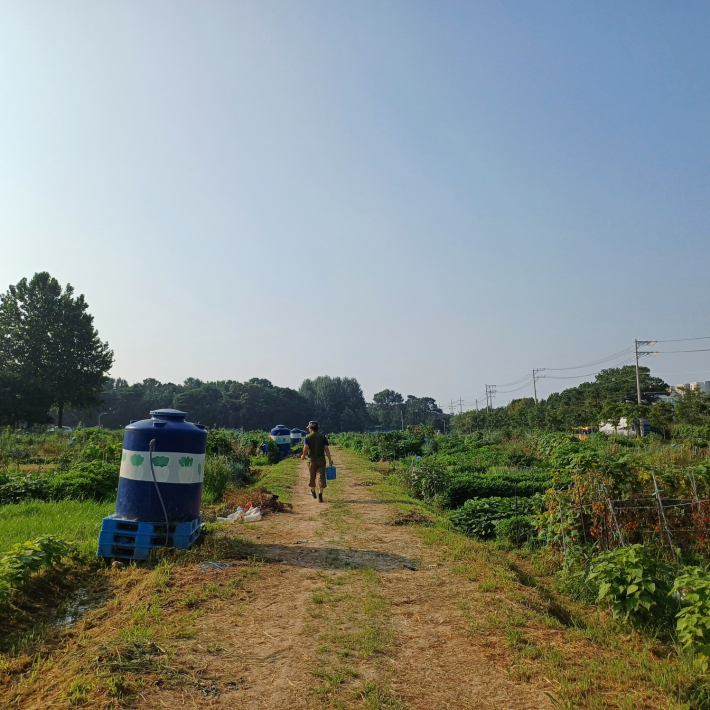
[150,408,187,420]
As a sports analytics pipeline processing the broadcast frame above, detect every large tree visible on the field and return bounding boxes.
[0,272,114,426]
[299,376,369,432]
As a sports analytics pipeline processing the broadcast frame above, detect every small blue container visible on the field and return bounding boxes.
[290,428,306,445]
[326,465,337,481]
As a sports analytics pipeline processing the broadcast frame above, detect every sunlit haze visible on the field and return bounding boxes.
[1,1,708,408]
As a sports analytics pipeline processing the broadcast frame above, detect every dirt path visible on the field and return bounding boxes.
[137,451,553,709]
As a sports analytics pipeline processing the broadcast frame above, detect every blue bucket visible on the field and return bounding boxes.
[326,465,337,481]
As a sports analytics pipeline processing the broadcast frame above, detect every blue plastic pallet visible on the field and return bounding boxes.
[97,513,203,560]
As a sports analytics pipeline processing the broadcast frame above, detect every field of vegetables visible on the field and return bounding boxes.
[335,427,710,674]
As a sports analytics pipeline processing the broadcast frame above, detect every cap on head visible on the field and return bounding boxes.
[308,420,319,431]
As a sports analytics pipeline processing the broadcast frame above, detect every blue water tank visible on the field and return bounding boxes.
[115,409,207,522]
[290,427,306,445]
[270,424,292,460]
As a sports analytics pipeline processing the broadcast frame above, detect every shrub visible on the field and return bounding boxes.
[587,544,674,624]
[496,515,536,543]
[203,455,246,504]
[0,535,77,604]
[207,429,237,458]
[47,461,119,502]
[407,459,449,502]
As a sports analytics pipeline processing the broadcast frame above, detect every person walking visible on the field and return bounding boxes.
[301,420,333,503]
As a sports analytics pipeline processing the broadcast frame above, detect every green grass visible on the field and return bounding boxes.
[254,456,301,503]
[0,500,115,556]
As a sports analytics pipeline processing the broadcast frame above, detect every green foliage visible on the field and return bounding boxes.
[0,272,113,426]
[0,370,53,428]
[338,430,426,462]
[495,515,536,543]
[46,461,118,502]
[450,496,540,539]
[0,469,49,505]
[206,428,255,469]
[206,428,236,457]
[0,460,118,504]
[673,567,710,671]
[202,455,245,504]
[0,535,77,604]
[0,500,115,557]
[587,545,674,623]
[451,365,670,435]
[299,375,369,432]
[407,458,449,503]
[442,470,554,508]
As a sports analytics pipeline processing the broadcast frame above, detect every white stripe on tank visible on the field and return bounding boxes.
[119,450,205,484]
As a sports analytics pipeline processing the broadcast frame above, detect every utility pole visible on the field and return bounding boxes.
[532,368,545,405]
[634,339,642,406]
[634,340,658,437]
[485,385,496,411]
[458,397,464,415]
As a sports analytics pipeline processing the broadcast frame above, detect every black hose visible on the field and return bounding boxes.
[149,439,170,547]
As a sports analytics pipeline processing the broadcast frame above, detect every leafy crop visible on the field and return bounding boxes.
[151,456,169,468]
[0,535,77,604]
[495,515,536,543]
[673,567,710,671]
[450,497,541,539]
[46,461,119,502]
[587,545,673,623]
[0,461,118,504]
[0,470,49,505]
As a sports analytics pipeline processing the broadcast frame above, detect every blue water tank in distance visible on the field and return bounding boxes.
[290,427,306,445]
[270,424,292,460]
[115,409,207,522]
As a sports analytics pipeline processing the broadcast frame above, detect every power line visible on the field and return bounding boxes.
[652,336,710,343]
[654,348,710,354]
[494,372,535,387]
[544,347,635,371]
[497,379,534,394]
[544,356,638,379]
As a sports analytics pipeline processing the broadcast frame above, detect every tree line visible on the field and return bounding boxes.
[70,376,447,432]
[450,365,709,439]
[0,273,446,432]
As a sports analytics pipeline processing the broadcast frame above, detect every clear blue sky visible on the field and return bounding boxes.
[1,1,708,409]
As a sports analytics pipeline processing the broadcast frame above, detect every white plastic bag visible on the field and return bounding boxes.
[244,506,262,522]
[217,507,244,523]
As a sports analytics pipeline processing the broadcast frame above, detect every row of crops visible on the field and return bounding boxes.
[334,428,710,671]
[334,428,572,540]
[0,426,278,607]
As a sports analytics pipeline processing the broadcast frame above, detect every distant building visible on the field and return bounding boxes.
[599,417,652,437]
